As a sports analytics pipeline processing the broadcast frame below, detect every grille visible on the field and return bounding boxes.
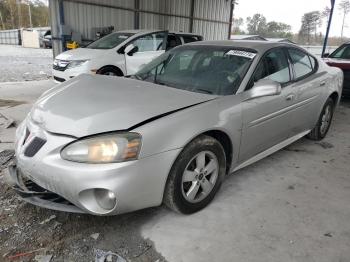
[24,137,46,157]
[53,64,67,71]
[21,177,74,206]
[54,76,65,82]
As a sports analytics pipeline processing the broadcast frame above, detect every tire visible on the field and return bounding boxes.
[163,135,226,214]
[307,97,335,141]
[97,67,123,77]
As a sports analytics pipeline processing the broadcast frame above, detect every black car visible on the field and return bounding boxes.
[39,30,52,49]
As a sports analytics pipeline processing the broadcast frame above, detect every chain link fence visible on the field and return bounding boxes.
[0,29,22,45]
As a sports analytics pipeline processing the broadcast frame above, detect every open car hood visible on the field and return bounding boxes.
[29,74,216,137]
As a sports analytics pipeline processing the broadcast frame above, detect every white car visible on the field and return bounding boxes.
[52,29,203,82]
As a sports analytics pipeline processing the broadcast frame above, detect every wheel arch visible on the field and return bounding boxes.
[329,91,339,105]
[96,65,124,76]
[201,130,233,174]
[166,128,234,180]
[161,128,234,209]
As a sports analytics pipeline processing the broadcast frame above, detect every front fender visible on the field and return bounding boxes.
[133,95,243,170]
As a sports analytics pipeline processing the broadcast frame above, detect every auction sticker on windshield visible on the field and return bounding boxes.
[225,50,256,59]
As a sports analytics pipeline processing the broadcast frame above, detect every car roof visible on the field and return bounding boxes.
[117,29,201,37]
[187,40,300,54]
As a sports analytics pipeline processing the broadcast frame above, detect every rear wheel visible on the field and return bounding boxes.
[163,135,226,214]
[307,98,335,140]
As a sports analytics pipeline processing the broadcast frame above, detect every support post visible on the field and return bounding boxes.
[228,0,235,39]
[189,0,195,33]
[134,0,140,29]
[322,0,335,57]
[28,2,32,28]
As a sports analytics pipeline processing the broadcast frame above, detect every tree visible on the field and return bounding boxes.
[0,0,49,29]
[299,11,321,44]
[339,0,350,39]
[321,6,331,29]
[246,13,267,35]
[266,21,292,38]
[232,17,244,34]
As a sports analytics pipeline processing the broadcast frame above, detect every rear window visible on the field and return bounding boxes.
[182,35,202,43]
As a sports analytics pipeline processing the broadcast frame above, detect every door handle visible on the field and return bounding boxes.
[320,81,326,86]
[285,94,295,101]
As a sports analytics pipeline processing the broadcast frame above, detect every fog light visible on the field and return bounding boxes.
[94,189,116,210]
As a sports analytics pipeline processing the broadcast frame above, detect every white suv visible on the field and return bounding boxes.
[52,29,203,82]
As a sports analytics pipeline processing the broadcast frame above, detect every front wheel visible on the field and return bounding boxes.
[307,98,335,140]
[163,135,226,214]
[97,67,123,76]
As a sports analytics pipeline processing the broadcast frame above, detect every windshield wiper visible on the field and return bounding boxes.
[194,88,213,94]
[155,81,166,85]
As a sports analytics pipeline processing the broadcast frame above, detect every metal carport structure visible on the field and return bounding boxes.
[48,0,235,56]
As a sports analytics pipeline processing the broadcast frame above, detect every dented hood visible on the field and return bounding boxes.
[29,74,215,137]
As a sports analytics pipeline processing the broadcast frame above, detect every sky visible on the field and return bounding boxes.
[233,0,350,37]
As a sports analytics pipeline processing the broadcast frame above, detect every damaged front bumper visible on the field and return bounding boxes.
[5,163,84,213]
[9,120,181,215]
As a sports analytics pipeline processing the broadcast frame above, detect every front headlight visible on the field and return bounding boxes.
[61,132,142,163]
[67,59,89,69]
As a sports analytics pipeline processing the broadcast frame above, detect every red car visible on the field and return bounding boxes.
[323,42,350,97]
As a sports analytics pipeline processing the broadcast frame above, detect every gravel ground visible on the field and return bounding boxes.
[0,45,52,82]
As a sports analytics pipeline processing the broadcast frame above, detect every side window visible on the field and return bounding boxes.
[131,32,165,52]
[182,35,200,43]
[288,49,313,79]
[253,48,291,85]
[166,34,181,51]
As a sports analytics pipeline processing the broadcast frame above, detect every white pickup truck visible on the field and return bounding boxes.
[52,29,203,82]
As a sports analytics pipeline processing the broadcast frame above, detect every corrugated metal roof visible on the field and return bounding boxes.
[50,0,233,54]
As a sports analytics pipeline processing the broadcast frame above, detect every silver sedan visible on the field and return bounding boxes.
[6,41,343,215]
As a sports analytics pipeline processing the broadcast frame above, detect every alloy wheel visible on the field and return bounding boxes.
[181,151,219,203]
[320,104,332,135]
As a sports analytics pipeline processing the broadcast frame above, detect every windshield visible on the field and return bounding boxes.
[87,32,134,49]
[329,44,350,59]
[133,46,255,95]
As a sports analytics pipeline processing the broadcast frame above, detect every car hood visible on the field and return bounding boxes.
[29,74,216,137]
[55,48,107,61]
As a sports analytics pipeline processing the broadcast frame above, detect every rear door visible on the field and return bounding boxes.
[286,48,327,134]
[239,47,298,162]
[124,31,168,75]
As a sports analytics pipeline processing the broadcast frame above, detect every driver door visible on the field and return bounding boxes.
[124,31,168,75]
[239,48,298,162]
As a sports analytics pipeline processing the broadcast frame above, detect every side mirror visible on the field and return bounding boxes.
[245,79,281,101]
[124,44,138,56]
[322,53,329,58]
